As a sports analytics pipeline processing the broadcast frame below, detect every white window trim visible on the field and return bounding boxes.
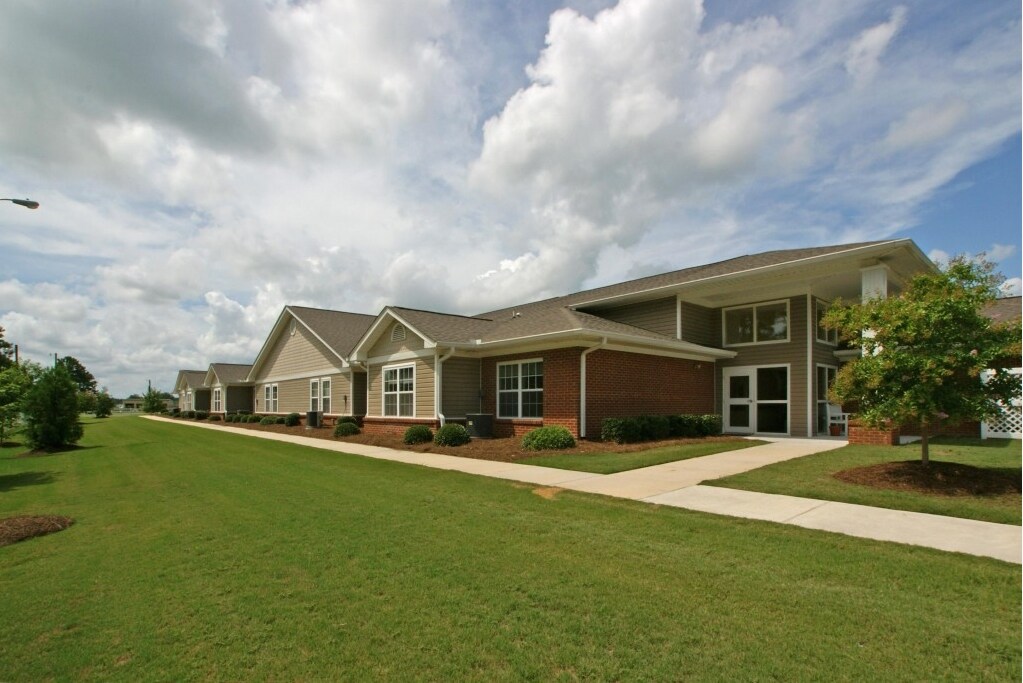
[263,383,279,413]
[815,299,838,346]
[382,363,415,418]
[213,388,222,413]
[722,299,791,347]
[310,377,333,414]
[497,358,544,420]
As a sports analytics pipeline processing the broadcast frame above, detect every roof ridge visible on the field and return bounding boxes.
[287,304,376,317]
[390,305,493,322]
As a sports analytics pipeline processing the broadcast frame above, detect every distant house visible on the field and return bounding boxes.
[174,370,210,412]
[204,363,253,415]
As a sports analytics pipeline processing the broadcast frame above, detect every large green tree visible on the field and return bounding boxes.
[57,355,97,394]
[0,364,32,446]
[22,364,84,451]
[824,257,1021,465]
[0,326,15,370]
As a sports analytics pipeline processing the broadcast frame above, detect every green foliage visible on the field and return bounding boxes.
[76,390,98,414]
[248,415,262,423]
[95,390,115,418]
[21,365,83,450]
[403,424,433,444]
[602,414,721,443]
[0,326,14,370]
[284,412,301,427]
[259,416,276,425]
[0,364,32,445]
[56,356,97,393]
[195,411,209,421]
[522,425,576,451]
[185,410,196,419]
[142,387,167,413]
[824,257,1022,463]
[433,423,470,447]
[275,416,286,425]
[600,417,640,444]
[336,416,358,425]
[208,414,222,422]
[333,421,360,437]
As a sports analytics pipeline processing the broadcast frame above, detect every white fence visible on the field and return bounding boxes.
[981,368,1022,439]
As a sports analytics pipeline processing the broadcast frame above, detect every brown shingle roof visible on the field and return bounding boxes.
[178,370,207,390]
[209,363,252,384]
[288,306,377,357]
[984,296,1021,323]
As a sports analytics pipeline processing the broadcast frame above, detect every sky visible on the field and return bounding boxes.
[0,0,1019,397]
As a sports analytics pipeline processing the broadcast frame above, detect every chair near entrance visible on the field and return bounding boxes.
[827,404,850,437]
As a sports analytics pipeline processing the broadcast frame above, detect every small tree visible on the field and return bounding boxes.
[825,257,1021,465]
[95,389,115,418]
[0,364,32,446]
[142,386,167,413]
[0,326,15,370]
[22,364,84,451]
[77,390,99,415]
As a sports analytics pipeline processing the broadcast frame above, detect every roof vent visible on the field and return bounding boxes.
[391,323,406,342]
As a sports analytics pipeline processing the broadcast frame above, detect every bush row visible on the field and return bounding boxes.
[600,414,721,444]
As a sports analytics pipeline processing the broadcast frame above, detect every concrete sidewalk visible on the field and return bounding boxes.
[145,416,1022,564]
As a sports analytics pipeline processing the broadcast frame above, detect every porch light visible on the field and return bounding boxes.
[1,198,39,209]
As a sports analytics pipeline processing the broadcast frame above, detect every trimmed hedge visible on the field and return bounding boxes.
[195,411,209,421]
[284,412,301,427]
[336,416,358,426]
[403,425,433,445]
[208,414,222,422]
[275,416,286,425]
[600,414,722,443]
[522,426,576,451]
[247,415,262,423]
[334,421,360,437]
[259,416,276,425]
[434,423,470,447]
[185,410,196,419]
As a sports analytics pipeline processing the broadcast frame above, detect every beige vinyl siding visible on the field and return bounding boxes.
[680,301,718,347]
[367,357,435,417]
[441,357,481,418]
[253,320,344,381]
[594,296,676,338]
[325,372,351,415]
[367,322,426,359]
[717,295,809,436]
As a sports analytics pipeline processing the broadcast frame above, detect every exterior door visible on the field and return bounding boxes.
[723,366,789,435]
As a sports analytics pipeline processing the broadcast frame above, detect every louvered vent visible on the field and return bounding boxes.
[391,324,406,343]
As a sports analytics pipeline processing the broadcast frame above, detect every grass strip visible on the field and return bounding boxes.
[519,438,765,473]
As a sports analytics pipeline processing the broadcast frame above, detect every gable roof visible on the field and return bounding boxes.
[205,363,253,387]
[247,305,377,379]
[174,370,207,393]
[985,296,1022,324]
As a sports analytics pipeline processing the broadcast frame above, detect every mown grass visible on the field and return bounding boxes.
[0,417,1018,681]
[520,439,766,474]
[710,438,1022,525]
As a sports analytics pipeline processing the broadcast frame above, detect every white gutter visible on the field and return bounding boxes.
[579,337,608,439]
[434,347,456,426]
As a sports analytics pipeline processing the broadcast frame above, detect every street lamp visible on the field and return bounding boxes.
[1,198,39,209]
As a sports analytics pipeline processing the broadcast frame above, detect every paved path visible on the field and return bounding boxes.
[146,417,1021,564]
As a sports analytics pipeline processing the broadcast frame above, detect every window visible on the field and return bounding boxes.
[213,388,222,413]
[816,300,838,345]
[383,365,414,417]
[264,384,278,413]
[310,378,332,413]
[723,301,789,346]
[498,360,543,418]
[186,391,192,411]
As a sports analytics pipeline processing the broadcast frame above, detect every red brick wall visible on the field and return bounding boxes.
[482,348,582,438]
[362,417,439,436]
[848,420,900,446]
[584,350,715,437]
[899,421,981,438]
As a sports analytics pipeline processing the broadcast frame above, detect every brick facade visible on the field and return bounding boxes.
[362,417,439,436]
[482,348,582,438]
[847,420,900,446]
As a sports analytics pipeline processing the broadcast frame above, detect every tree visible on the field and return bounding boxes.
[22,364,84,450]
[0,326,15,370]
[824,256,1022,465]
[56,356,97,394]
[77,390,98,414]
[0,364,31,446]
[142,386,167,414]
[95,389,115,418]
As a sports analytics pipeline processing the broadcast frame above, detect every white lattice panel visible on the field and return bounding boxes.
[982,368,1022,439]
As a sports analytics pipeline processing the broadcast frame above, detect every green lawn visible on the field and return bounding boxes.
[0,417,1018,681]
[710,438,1022,525]
[520,439,766,474]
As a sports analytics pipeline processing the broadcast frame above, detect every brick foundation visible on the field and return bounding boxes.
[362,417,439,436]
[847,420,900,446]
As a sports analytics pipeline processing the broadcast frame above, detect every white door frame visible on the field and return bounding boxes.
[723,364,791,435]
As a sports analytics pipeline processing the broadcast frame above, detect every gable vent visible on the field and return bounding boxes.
[391,324,406,343]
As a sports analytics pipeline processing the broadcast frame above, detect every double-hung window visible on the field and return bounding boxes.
[815,300,838,345]
[723,301,790,346]
[383,365,414,417]
[310,378,332,413]
[263,384,278,413]
[498,360,543,418]
[212,388,222,413]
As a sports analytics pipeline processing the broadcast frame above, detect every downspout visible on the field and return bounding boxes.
[434,347,455,426]
[579,337,608,439]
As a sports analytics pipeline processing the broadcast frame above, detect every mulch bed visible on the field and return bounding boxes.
[0,515,74,547]
[187,419,746,462]
[834,461,1021,497]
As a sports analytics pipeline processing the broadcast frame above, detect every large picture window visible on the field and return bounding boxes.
[498,360,543,418]
[383,365,414,417]
[264,384,278,413]
[723,301,790,346]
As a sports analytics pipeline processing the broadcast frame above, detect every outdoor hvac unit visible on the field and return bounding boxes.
[465,413,493,438]
[306,411,321,429]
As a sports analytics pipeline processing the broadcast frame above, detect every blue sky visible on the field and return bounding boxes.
[0,0,1019,396]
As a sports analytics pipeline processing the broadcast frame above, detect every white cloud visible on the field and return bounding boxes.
[999,278,1021,297]
[845,6,907,87]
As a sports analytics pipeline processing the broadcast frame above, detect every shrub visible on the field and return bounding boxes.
[334,421,360,437]
[697,414,722,436]
[237,410,251,416]
[208,414,222,422]
[185,410,196,419]
[403,424,433,445]
[336,416,358,425]
[171,407,181,417]
[259,416,276,425]
[21,365,83,450]
[274,416,285,425]
[522,425,576,451]
[669,414,702,438]
[600,417,640,444]
[284,412,301,427]
[638,415,671,441]
[195,410,209,421]
[434,423,470,447]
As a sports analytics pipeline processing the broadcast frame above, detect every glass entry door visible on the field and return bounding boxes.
[723,366,789,435]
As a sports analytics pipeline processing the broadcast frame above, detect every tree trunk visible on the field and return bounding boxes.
[920,425,929,467]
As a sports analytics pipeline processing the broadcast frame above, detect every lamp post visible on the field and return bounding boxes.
[0,198,39,209]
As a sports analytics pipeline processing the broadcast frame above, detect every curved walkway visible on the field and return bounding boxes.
[146,417,1021,564]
